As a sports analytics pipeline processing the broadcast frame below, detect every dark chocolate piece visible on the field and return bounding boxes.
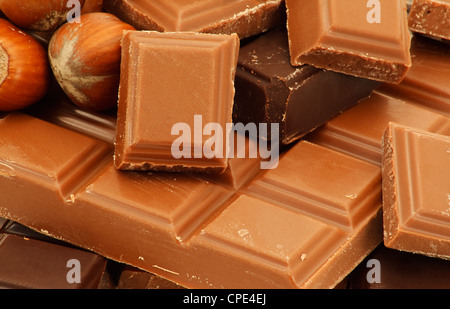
[0,217,7,230]
[233,28,380,145]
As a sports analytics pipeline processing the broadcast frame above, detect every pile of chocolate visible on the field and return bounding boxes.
[0,0,449,289]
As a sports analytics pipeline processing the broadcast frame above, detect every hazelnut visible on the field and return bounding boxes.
[0,19,50,112]
[48,12,135,111]
[0,0,87,32]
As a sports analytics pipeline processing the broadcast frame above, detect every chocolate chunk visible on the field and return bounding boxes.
[409,0,450,41]
[233,28,380,145]
[285,0,412,83]
[103,0,286,39]
[382,122,450,260]
[0,110,383,288]
[114,31,239,173]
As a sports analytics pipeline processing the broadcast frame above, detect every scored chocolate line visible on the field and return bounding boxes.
[289,0,405,60]
[198,232,291,272]
[245,177,380,232]
[199,223,347,281]
[307,93,450,166]
[56,146,113,203]
[395,129,450,240]
[310,125,382,166]
[383,82,450,117]
[0,113,113,204]
[170,187,234,243]
[80,165,234,244]
[1,141,113,205]
[245,179,350,231]
[123,32,236,164]
[289,222,348,287]
[321,0,409,61]
[377,35,450,117]
[195,193,349,287]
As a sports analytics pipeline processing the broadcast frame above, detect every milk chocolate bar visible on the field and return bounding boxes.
[306,92,450,166]
[0,109,383,288]
[285,0,412,83]
[114,31,239,173]
[233,28,380,145]
[382,122,450,260]
[349,244,450,289]
[0,219,107,289]
[25,87,265,191]
[378,35,450,117]
[409,0,450,41]
[103,0,285,39]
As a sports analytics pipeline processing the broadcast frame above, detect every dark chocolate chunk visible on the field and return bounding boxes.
[233,28,380,145]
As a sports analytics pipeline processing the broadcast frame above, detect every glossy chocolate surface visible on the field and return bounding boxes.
[233,28,380,145]
[115,31,239,173]
[382,122,450,260]
[103,0,285,39]
[378,34,450,117]
[1,1,449,289]
[0,108,382,288]
[409,0,450,41]
[286,0,412,83]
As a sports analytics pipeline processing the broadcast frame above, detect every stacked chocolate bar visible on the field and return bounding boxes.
[0,0,449,289]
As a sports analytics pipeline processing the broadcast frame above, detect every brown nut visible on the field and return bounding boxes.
[48,12,135,112]
[0,0,87,32]
[0,19,50,112]
[81,0,104,14]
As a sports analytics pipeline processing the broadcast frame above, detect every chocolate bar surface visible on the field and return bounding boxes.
[2,2,449,289]
[103,0,285,39]
[382,122,450,260]
[409,0,450,41]
[233,28,380,145]
[285,0,412,83]
[0,109,383,288]
[115,31,239,173]
[306,92,450,166]
[378,34,450,117]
